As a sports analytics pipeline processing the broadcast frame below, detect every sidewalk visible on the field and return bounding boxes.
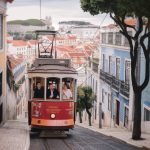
[0,120,30,150]
[76,122,150,150]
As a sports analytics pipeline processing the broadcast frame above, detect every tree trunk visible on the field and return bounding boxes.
[132,91,142,140]
[79,111,82,123]
[85,108,92,126]
[88,113,92,126]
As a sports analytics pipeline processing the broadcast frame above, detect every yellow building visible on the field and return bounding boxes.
[0,0,13,124]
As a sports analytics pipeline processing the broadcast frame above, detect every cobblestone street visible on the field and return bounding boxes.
[30,126,142,150]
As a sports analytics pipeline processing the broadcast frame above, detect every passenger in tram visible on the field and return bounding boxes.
[34,82,44,98]
[47,83,59,99]
[62,83,72,100]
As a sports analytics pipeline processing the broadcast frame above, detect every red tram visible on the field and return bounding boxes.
[28,31,77,132]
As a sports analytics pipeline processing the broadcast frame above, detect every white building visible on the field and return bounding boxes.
[70,25,99,40]
[0,0,14,124]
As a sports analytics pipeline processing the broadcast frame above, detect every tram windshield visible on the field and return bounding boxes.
[32,77,45,99]
[62,78,74,100]
[30,77,76,101]
[46,78,60,100]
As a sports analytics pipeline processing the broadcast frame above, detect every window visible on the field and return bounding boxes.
[125,60,131,84]
[93,78,94,91]
[0,15,3,49]
[102,33,106,44]
[108,32,113,44]
[102,54,105,71]
[144,108,150,121]
[109,56,112,74]
[108,93,111,111]
[102,89,105,103]
[32,77,45,99]
[62,78,74,100]
[116,58,120,79]
[115,32,122,46]
[0,71,2,96]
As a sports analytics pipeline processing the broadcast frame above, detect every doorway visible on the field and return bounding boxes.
[124,107,129,128]
[116,100,120,125]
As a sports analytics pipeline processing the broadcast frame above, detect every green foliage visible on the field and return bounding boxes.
[80,0,150,17]
[77,86,95,112]
[7,19,46,26]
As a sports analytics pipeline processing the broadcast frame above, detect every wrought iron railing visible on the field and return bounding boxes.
[100,69,130,98]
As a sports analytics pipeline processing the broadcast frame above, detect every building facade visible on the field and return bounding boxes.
[99,26,133,129]
[0,0,14,125]
[70,25,99,41]
[7,55,28,119]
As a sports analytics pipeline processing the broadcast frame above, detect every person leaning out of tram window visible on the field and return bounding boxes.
[47,83,60,99]
[34,82,44,98]
[62,83,72,100]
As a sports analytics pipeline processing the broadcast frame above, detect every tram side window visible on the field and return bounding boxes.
[62,78,74,100]
[33,78,44,99]
[47,78,60,100]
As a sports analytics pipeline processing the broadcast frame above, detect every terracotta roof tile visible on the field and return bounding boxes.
[11,40,27,47]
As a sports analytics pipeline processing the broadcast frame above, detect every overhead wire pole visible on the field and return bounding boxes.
[40,0,41,20]
[40,0,42,29]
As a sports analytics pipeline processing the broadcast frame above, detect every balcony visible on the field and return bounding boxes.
[100,69,130,98]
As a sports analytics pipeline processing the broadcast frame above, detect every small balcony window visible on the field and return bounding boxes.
[108,32,113,44]
[101,33,106,44]
[115,32,122,46]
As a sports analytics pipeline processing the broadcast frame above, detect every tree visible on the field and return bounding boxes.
[77,86,95,126]
[77,86,85,123]
[80,0,150,140]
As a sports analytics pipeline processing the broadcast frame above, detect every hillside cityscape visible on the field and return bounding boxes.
[0,0,150,150]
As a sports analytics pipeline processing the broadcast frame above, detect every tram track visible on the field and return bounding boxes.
[44,137,73,150]
[43,139,51,150]
[62,138,73,150]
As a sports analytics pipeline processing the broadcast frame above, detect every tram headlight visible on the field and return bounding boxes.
[50,114,56,119]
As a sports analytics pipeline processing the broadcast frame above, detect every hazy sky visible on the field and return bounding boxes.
[7,0,113,29]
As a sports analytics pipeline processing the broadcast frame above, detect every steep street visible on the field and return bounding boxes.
[30,126,141,150]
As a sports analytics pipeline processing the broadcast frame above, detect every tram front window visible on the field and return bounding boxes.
[47,78,60,100]
[62,78,74,100]
[32,77,45,99]
[34,82,44,98]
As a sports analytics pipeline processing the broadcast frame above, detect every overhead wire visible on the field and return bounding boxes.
[92,13,108,40]
[79,14,108,86]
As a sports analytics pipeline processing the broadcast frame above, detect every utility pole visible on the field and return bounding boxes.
[99,102,102,128]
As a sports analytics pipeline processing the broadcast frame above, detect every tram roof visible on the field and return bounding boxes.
[28,58,77,75]
[28,64,77,74]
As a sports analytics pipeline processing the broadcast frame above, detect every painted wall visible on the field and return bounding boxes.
[101,46,130,81]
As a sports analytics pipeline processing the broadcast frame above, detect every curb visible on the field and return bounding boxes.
[23,129,30,150]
